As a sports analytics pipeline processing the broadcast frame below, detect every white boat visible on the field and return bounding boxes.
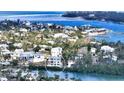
[88,28,110,36]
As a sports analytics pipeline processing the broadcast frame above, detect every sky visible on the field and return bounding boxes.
[0,0,123,11]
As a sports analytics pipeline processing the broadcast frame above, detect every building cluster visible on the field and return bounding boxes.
[0,19,123,81]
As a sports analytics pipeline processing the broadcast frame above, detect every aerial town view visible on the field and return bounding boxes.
[0,11,124,81]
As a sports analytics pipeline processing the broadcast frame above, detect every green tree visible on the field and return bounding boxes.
[33,46,41,52]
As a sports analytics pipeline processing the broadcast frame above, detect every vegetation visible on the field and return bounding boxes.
[62,11,124,23]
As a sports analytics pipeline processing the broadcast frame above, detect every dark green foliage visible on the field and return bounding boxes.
[33,45,41,52]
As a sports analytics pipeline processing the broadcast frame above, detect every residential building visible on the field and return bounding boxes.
[51,47,62,57]
[67,60,75,68]
[101,45,114,53]
[47,56,63,67]
[19,52,45,63]
[53,33,69,39]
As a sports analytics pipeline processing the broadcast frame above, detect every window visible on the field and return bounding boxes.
[93,54,95,56]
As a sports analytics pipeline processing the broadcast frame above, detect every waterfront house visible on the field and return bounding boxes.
[19,52,45,63]
[29,53,45,63]
[100,46,117,63]
[0,77,8,81]
[47,56,63,67]
[90,48,99,64]
[101,46,114,53]
[67,60,75,68]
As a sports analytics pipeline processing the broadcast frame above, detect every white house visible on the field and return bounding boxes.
[112,55,118,61]
[47,40,55,45]
[14,49,24,58]
[19,28,28,32]
[0,44,8,50]
[0,61,10,66]
[91,48,97,54]
[29,53,45,63]
[67,60,75,68]
[25,21,31,26]
[0,77,8,81]
[13,43,22,48]
[47,56,63,67]
[14,33,20,37]
[51,47,62,57]
[1,48,11,55]
[101,46,115,53]
[53,33,69,39]
[19,52,45,63]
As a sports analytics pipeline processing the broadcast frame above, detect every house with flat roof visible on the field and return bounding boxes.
[47,56,63,68]
[51,47,62,57]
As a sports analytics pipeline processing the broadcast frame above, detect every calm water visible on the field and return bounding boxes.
[38,70,124,81]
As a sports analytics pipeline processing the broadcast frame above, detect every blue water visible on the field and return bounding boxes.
[0,11,124,42]
[42,70,124,81]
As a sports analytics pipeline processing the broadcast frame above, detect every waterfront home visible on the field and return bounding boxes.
[51,47,62,57]
[47,56,63,67]
[90,47,99,64]
[101,45,114,53]
[19,52,45,63]
[25,21,31,26]
[29,53,45,63]
[19,51,35,61]
[100,46,118,63]
[67,60,75,68]
[0,77,8,81]
[91,48,97,54]
[112,55,118,62]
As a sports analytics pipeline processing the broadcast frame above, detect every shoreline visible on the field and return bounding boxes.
[28,63,124,76]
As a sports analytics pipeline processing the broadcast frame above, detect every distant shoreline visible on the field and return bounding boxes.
[62,11,124,25]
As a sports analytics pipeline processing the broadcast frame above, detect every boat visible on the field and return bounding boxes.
[87,28,110,36]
